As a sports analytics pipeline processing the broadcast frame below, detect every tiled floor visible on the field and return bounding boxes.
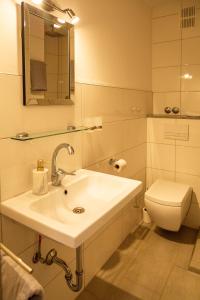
[77,224,199,300]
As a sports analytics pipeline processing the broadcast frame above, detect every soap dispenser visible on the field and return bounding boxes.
[32,160,48,195]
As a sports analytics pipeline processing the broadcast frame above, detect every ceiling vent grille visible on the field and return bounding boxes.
[181,6,196,28]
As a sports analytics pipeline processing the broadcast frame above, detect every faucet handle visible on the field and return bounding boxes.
[58,168,76,176]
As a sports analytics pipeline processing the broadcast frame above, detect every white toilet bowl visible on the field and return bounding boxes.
[145,180,192,231]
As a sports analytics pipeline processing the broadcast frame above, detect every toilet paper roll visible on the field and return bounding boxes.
[143,207,151,224]
[113,159,127,173]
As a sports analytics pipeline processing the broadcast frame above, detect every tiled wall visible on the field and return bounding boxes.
[152,0,200,115]
[149,0,200,229]
[147,117,200,229]
[0,0,152,299]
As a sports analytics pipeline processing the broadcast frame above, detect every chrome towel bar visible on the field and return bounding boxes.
[0,243,33,273]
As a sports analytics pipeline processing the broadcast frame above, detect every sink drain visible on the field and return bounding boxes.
[73,207,85,214]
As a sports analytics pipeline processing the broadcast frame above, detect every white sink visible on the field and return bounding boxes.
[1,169,142,248]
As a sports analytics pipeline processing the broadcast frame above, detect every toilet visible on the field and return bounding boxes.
[145,180,192,231]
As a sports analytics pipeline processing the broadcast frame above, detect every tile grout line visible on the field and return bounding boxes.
[159,264,176,300]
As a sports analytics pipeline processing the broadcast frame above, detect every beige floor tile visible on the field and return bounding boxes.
[84,277,111,300]
[80,225,198,300]
[94,226,149,283]
[79,277,141,300]
[124,227,181,294]
[189,231,200,274]
[161,267,200,300]
[115,277,160,300]
[118,224,151,258]
[125,250,174,295]
[76,289,99,300]
[96,250,131,284]
[174,227,197,269]
[151,226,197,270]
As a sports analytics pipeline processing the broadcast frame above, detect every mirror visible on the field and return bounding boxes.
[21,2,75,106]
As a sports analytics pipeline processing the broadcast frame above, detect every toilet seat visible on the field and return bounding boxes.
[145,180,192,207]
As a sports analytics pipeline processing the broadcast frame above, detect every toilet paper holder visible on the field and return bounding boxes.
[109,158,127,173]
[109,158,117,167]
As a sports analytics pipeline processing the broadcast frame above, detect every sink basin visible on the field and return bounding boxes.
[1,169,142,248]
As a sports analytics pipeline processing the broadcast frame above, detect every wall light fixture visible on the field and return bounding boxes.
[31,0,80,25]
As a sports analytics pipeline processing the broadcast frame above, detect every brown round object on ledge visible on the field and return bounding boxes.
[164,107,172,114]
[172,107,180,114]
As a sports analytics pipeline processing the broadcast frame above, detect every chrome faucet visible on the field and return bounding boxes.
[51,143,75,186]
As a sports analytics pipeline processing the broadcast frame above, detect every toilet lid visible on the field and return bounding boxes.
[145,180,192,207]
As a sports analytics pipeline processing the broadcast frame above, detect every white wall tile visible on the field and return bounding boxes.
[121,144,146,179]
[46,54,58,75]
[82,122,124,167]
[30,14,44,39]
[87,146,146,183]
[152,41,181,68]
[147,143,175,171]
[2,216,36,255]
[181,65,200,92]
[30,36,44,61]
[133,168,146,199]
[181,92,200,115]
[152,0,181,18]
[0,132,82,200]
[176,172,200,205]
[146,168,175,189]
[152,15,181,43]
[82,84,151,123]
[22,83,82,134]
[46,74,58,93]
[176,119,200,147]
[0,78,82,139]
[0,75,23,138]
[182,37,200,65]
[153,92,180,114]
[44,262,79,300]
[147,118,176,145]
[123,119,147,150]
[82,84,125,123]
[176,146,200,176]
[19,237,75,287]
[152,67,181,92]
[182,0,200,9]
[45,35,58,55]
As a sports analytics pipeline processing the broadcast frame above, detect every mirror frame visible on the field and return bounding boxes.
[21,2,75,106]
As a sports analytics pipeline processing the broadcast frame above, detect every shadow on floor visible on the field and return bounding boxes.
[154,225,198,245]
[100,251,121,272]
[101,225,150,272]
[76,276,140,300]
[119,225,150,251]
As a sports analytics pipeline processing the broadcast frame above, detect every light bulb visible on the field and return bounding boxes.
[70,15,80,25]
[53,24,61,29]
[182,73,193,80]
[57,18,66,24]
[32,0,43,4]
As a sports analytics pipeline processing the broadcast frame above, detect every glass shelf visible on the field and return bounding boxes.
[11,126,89,141]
